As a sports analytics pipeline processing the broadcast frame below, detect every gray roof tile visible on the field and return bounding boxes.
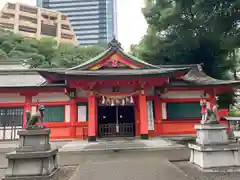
[0,73,45,87]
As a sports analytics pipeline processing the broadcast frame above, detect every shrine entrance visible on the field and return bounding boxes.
[98,105,135,138]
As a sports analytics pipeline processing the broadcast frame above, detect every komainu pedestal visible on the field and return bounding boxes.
[189,124,240,172]
[3,128,59,180]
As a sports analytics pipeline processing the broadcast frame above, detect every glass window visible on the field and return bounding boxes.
[44,106,64,122]
[167,102,201,120]
[0,107,24,126]
[77,103,88,122]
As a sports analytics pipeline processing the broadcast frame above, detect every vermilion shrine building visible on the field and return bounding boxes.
[0,39,238,141]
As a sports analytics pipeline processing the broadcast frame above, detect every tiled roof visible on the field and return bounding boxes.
[0,72,45,87]
[37,67,191,80]
[168,68,240,87]
[0,70,66,88]
[183,69,240,86]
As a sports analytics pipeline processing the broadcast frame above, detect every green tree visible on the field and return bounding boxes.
[0,28,105,68]
[0,49,8,59]
[51,43,105,68]
[132,0,240,108]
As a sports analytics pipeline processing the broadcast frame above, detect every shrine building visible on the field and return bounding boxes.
[0,38,238,141]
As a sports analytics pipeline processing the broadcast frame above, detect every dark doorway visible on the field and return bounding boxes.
[98,105,135,138]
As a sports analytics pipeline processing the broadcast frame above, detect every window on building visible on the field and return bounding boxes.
[61,24,70,30]
[19,26,37,33]
[19,16,37,24]
[44,106,64,122]
[50,16,57,21]
[166,102,201,120]
[61,15,67,20]
[20,6,37,14]
[0,107,24,126]
[61,33,73,40]
[77,103,88,122]
[1,13,14,19]
[42,14,48,20]
[7,3,16,9]
[0,24,14,30]
[41,24,57,36]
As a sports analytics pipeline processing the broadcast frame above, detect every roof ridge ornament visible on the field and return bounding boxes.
[108,36,122,49]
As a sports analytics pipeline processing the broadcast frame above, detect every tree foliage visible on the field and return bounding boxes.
[132,0,240,108]
[0,29,105,68]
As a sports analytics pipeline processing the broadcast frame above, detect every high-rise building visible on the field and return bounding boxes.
[0,2,77,44]
[38,0,118,45]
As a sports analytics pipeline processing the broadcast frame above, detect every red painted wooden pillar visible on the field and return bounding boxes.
[134,95,140,136]
[95,100,98,136]
[154,98,162,124]
[138,91,149,139]
[70,99,77,138]
[88,93,97,142]
[23,96,32,128]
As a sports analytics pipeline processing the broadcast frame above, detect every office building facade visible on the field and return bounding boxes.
[38,0,118,45]
[0,2,77,44]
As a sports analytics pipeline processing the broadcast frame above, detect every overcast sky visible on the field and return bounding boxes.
[0,0,147,51]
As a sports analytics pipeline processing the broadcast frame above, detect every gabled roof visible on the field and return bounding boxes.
[69,38,159,70]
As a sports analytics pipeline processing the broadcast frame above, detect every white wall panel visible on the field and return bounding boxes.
[161,91,209,99]
[0,93,25,103]
[65,105,70,123]
[32,92,69,102]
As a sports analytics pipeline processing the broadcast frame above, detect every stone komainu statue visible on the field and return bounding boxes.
[26,105,45,128]
[204,105,219,124]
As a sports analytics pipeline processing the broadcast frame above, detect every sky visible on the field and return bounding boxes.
[0,0,148,51]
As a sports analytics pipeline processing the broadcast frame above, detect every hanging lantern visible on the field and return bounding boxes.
[122,99,125,106]
[102,96,105,104]
[130,96,134,103]
[115,98,120,105]
[106,98,110,104]
[111,99,115,106]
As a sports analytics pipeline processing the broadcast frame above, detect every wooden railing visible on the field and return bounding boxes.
[98,123,134,138]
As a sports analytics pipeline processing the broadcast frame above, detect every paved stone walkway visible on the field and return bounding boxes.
[0,140,69,153]
[173,160,240,180]
[62,150,240,180]
[0,148,240,180]
[0,138,185,153]
[59,138,184,152]
[71,152,188,180]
